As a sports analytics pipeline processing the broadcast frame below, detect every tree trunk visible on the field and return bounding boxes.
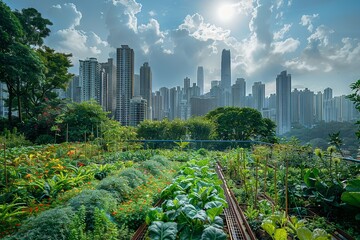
[6,84,13,128]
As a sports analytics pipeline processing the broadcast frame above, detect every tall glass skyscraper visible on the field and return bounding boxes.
[221,49,231,91]
[197,66,204,95]
[276,70,291,135]
[140,62,152,119]
[116,45,134,126]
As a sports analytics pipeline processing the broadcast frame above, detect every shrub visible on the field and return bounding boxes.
[150,155,170,166]
[140,160,164,176]
[118,168,147,188]
[5,207,74,240]
[68,190,117,231]
[96,176,132,203]
[34,134,55,145]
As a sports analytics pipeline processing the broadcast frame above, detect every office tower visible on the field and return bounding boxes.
[134,74,140,96]
[190,97,217,117]
[160,87,170,119]
[100,58,116,116]
[140,62,152,119]
[246,94,254,108]
[291,88,300,123]
[210,84,222,108]
[66,75,81,102]
[276,70,291,135]
[130,96,147,126]
[323,87,333,122]
[169,87,179,120]
[190,83,200,98]
[152,91,162,120]
[252,81,265,111]
[197,66,204,95]
[232,78,246,107]
[221,49,231,90]
[299,88,314,127]
[116,45,134,126]
[314,91,323,123]
[79,58,101,103]
[0,82,8,117]
[268,93,276,109]
[211,80,220,88]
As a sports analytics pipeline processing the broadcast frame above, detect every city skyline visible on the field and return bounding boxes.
[4,0,360,97]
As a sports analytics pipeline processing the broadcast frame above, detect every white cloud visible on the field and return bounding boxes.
[284,59,318,71]
[300,14,318,32]
[274,23,292,40]
[112,0,142,32]
[49,3,82,30]
[179,13,231,41]
[307,25,334,47]
[272,38,300,54]
[149,10,156,17]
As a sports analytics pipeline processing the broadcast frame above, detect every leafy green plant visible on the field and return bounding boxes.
[118,167,147,188]
[140,160,165,176]
[68,190,117,231]
[148,221,178,240]
[4,207,74,240]
[96,176,131,203]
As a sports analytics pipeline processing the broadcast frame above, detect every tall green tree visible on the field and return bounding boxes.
[205,107,277,142]
[347,79,360,139]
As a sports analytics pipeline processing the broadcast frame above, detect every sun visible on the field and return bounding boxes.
[217,4,235,22]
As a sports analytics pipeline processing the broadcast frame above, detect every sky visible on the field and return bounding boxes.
[4,0,360,96]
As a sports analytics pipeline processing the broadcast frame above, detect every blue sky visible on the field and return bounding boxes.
[4,0,360,96]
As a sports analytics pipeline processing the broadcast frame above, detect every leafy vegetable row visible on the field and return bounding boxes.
[146,158,228,240]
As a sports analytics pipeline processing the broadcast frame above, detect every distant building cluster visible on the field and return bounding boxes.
[0,46,358,134]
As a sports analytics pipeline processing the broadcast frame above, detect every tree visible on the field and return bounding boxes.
[186,117,215,140]
[57,101,110,142]
[347,79,360,139]
[25,47,73,117]
[205,107,276,142]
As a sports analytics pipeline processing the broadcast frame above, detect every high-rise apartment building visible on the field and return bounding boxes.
[231,78,246,107]
[252,81,265,111]
[221,49,231,91]
[323,87,333,122]
[197,66,204,95]
[299,88,314,127]
[276,70,291,135]
[79,58,101,103]
[130,96,147,126]
[140,62,152,119]
[314,91,323,123]
[100,58,116,116]
[0,82,8,118]
[116,45,134,126]
[291,88,300,123]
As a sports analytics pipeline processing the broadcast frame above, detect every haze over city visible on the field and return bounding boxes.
[4,0,360,96]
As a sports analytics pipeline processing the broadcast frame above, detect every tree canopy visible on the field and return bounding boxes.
[205,107,277,143]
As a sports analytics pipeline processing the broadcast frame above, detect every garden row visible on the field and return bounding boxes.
[0,143,193,239]
[219,144,360,239]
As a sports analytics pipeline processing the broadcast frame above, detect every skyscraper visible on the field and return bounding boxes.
[252,81,265,111]
[130,96,147,126]
[197,66,204,95]
[276,70,291,135]
[231,78,246,107]
[79,58,101,103]
[299,88,314,127]
[116,45,134,126]
[221,49,231,90]
[323,87,333,122]
[100,58,116,116]
[140,62,152,119]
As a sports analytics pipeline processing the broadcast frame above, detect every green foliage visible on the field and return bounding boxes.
[57,101,109,142]
[0,128,31,148]
[347,79,360,138]
[101,119,138,151]
[68,190,117,231]
[140,160,165,176]
[96,176,132,203]
[148,221,178,240]
[205,107,276,142]
[5,207,74,240]
[118,167,147,188]
[150,155,170,167]
[186,117,215,140]
[69,205,119,240]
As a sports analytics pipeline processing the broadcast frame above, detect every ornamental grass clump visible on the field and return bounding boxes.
[140,160,165,176]
[150,155,171,167]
